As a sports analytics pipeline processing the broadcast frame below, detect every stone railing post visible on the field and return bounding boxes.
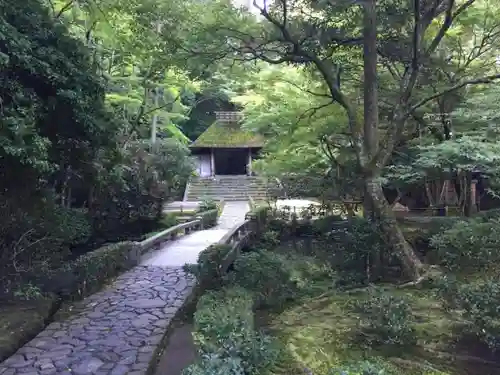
[196,216,203,230]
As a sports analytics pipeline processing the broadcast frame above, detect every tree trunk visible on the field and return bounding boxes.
[365,178,425,281]
[362,0,378,220]
[361,0,383,279]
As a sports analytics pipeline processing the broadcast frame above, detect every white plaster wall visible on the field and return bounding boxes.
[197,154,212,177]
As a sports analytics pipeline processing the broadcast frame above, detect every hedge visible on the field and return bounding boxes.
[245,205,271,233]
[39,241,139,300]
[182,287,279,375]
[198,208,219,229]
[292,214,346,236]
[184,243,232,289]
[0,242,139,362]
[192,287,255,352]
[473,207,500,221]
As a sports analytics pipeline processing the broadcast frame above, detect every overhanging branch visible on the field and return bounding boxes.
[407,73,500,115]
[425,0,476,56]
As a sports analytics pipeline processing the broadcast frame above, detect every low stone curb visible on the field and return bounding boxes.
[0,266,195,375]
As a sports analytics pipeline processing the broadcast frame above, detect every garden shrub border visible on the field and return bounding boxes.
[185,243,233,289]
[183,286,280,375]
[182,209,284,374]
[197,208,219,229]
[57,241,139,299]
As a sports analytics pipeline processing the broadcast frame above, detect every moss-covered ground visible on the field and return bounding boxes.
[0,297,58,361]
[257,242,500,375]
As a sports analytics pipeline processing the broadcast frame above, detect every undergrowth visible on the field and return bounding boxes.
[186,213,500,375]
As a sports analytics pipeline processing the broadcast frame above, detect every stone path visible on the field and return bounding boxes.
[140,229,228,267]
[0,201,250,375]
[0,267,195,375]
[141,201,249,267]
[217,201,249,229]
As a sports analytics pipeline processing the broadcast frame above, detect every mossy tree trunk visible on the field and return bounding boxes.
[365,177,425,280]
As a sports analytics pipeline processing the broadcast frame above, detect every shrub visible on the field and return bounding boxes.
[329,218,387,286]
[312,214,345,232]
[187,287,280,375]
[247,205,271,229]
[50,205,92,247]
[430,218,500,271]
[400,216,459,256]
[452,278,500,350]
[329,361,386,375]
[182,353,245,375]
[193,288,255,349]
[354,290,417,346]
[185,244,233,288]
[38,241,138,299]
[473,207,500,221]
[199,198,218,212]
[0,198,92,273]
[266,217,290,234]
[292,214,345,238]
[433,274,460,311]
[159,213,178,229]
[259,230,281,248]
[12,283,43,301]
[198,209,219,229]
[90,138,193,243]
[228,250,296,307]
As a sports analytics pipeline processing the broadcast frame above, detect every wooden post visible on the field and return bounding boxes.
[247,148,252,176]
[210,148,215,176]
[470,179,478,214]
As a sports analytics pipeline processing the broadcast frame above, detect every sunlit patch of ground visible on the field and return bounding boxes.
[275,199,321,210]
[264,287,466,375]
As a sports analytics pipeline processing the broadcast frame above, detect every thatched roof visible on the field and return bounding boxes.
[190,121,264,148]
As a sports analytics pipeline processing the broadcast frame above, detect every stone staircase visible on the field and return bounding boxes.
[184,175,268,202]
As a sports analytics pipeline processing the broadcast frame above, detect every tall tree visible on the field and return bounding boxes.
[182,0,500,281]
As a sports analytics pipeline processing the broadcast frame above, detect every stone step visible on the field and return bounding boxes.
[189,192,266,196]
[185,176,270,202]
[188,190,267,194]
[186,197,265,202]
[193,185,266,188]
[188,189,265,193]
[191,184,267,187]
[186,196,267,201]
[189,189,267,193]
[189,185,268,189]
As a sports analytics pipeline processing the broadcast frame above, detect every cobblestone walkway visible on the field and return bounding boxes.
[0,267,195,375]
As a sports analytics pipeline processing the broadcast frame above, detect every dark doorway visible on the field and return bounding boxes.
[214,148,248,175]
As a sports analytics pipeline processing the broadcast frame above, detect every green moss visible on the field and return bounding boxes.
[264,287,463,375]
[255,240,497,375]
[0,297,58,361]
[190,121,264,148]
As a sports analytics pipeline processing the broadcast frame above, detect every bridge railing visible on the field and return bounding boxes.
[218,219,254,273]
[138,219,203,254]
[138,207,220,254]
